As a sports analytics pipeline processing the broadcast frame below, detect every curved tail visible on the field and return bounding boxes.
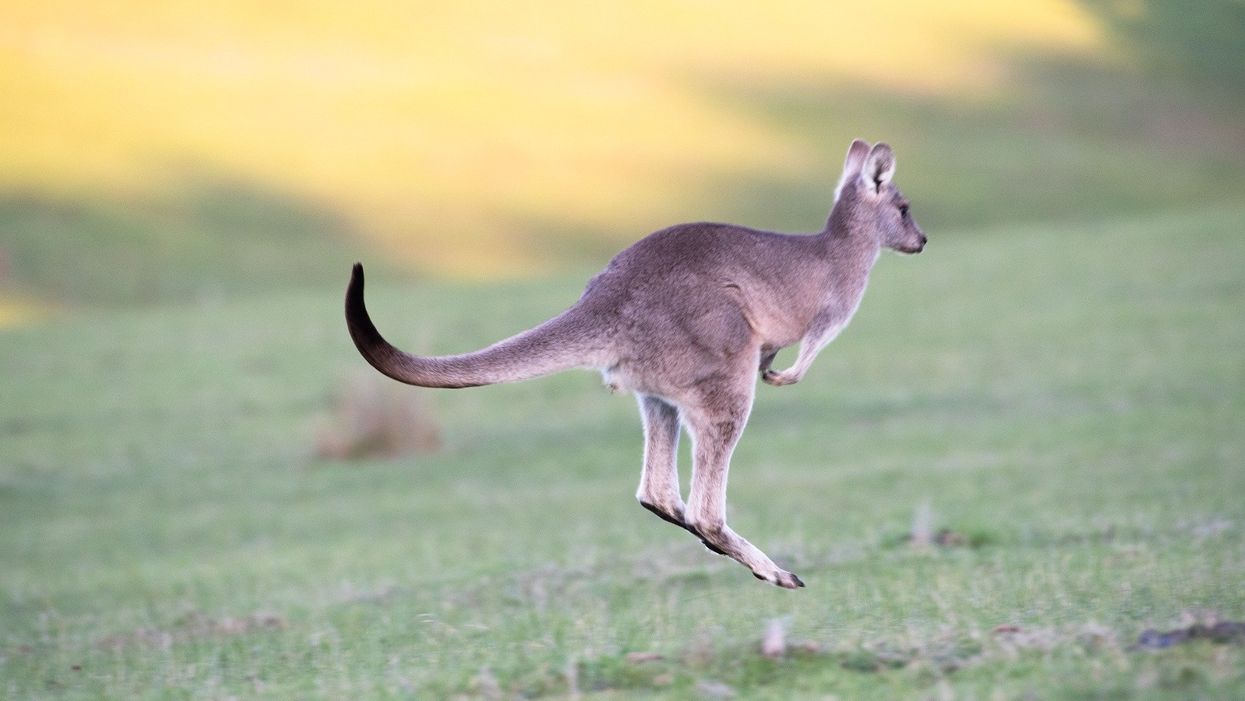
[345,263,602,388]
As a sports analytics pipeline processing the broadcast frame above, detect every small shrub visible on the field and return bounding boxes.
[314,372,441,460]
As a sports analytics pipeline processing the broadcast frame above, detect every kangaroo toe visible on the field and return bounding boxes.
[761,569,805,589]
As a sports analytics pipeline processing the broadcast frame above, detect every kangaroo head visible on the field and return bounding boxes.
[832,139,926,254]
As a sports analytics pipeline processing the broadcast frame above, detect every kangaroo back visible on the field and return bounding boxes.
[345,263,603,388]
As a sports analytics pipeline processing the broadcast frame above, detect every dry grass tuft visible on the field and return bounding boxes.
[314,373,441,461]
[760,617,788,659]
[905,501,980,549]
[95,611,285,651]
[469,667,503,700]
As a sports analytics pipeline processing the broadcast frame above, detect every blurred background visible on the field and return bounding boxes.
[3,3,1245,697]
[2,0,1242,315]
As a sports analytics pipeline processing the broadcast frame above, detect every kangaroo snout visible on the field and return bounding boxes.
[900,234,927,254]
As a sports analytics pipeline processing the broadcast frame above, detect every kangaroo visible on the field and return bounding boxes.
[345,139,925,588]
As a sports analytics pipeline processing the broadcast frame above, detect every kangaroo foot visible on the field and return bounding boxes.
[691,520,803,588]
[640,501,729,556]
[639,500,685,528]
[684,523,729,556]
[753,568,805,589]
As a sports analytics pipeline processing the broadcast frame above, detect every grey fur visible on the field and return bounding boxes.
[345,139,926,588]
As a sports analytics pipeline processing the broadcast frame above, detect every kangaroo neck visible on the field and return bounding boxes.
[817,222,881,305]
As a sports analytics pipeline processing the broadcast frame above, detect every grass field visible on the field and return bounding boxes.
[3,2,1245,697]
[3,203,1244,699]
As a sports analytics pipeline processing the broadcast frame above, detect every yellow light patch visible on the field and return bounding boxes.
[0,0,1104,277]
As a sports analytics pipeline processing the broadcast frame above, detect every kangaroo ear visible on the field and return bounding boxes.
[834,139,871,202]
[862,142,896,194]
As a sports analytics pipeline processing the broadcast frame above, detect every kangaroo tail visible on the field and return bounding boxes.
[345,263,602,388]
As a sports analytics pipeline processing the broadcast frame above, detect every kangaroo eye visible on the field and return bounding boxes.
[899,204,910,217]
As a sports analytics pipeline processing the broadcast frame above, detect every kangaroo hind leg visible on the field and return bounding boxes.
[635,395,728,555]
[682,383,804,589]
[635,394,685,525]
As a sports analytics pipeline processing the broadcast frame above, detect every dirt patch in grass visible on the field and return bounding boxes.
[1131,621,1245,650]
[95,610,286,651]
[461,623,984,698]
[464,614,1245,698]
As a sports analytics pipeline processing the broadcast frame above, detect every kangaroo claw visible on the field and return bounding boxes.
[759,569,805,589]
[762,370,797,386]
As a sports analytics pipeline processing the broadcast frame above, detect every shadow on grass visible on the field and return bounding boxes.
[498,48,1245,271]
[676,56,1245,239]
[1077,0,1245,100]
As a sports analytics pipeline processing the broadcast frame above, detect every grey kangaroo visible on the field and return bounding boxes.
[345,139,925,588]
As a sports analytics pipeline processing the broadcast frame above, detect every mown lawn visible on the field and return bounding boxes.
[3,204,1244,699]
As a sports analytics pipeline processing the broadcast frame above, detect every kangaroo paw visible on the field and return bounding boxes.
[762,369,798,386]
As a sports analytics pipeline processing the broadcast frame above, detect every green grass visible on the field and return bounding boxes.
[3,203,1244,699]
